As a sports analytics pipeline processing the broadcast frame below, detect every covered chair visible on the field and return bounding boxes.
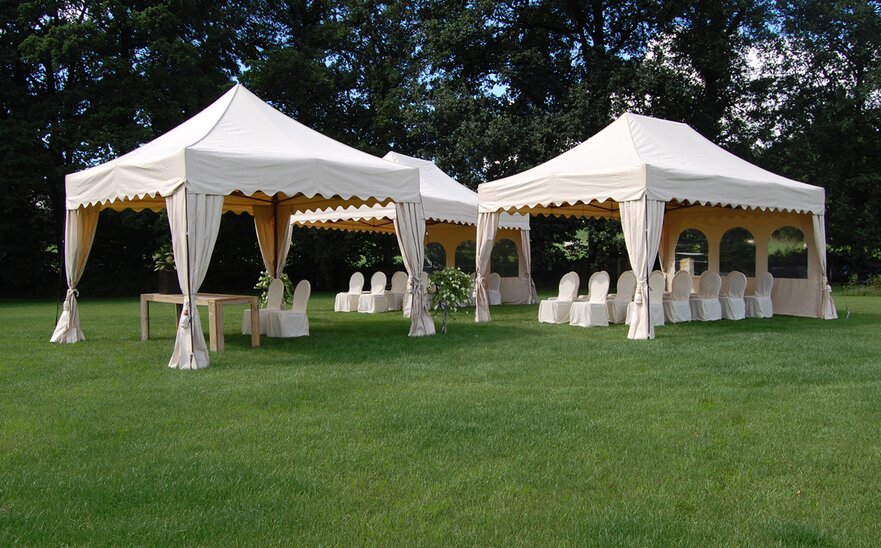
[606,270,636,324]
[690,271,723,321]
[745,272,774,318]
[720,271,747,320]
[242,277,284,335]
[627,270,665,327]
[569,271,611,327]
[663,270,693,323]
[335,272,364,312]
[488,273,502,305]
[266,279,311,338]
[538,272,580,324]
[359,271,389,313]
[386,271,408,311]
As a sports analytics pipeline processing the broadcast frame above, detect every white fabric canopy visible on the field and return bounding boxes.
[50,205,99,343]
[474,212,500,322]
[476,112,834,334]
[56,84,429,366]
[812,214,837,320]
[393,203,436,336]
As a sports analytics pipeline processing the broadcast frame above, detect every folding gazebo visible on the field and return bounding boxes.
[476,113,836,339]
[50,85,434,369]
[291,152,537,304]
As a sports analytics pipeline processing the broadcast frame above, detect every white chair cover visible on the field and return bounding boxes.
[165,191,224,369]
[488,272,502,306]
[745,272,774,318]
[606,270,636,324]
[385,271,408,311]
[51,205,100,343]
[359,271,389,313]
[626,270,665,327]
[690,271,723,321]
[242,277,284,335]
[538,271,580,324]
[334,272,364,312]
[266,279,311,338]
[663,270,692,323]
[570,271,611,327]
[720,271,747,320]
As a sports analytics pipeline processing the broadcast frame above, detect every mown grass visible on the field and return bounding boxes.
[1,294,880,545]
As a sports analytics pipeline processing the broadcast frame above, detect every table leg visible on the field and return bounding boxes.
[215,303,225,352]
[250,303,260,347]
[208,301,219,352]
[140,295,150,341]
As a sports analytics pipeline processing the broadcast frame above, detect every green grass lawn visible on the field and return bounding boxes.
[2,294,880,545]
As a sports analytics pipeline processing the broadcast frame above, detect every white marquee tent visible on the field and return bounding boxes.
[50,84,434,368]
[291,152,538,304]
[476,112,837,338]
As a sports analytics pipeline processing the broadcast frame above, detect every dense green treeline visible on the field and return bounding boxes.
[1,0,879,296]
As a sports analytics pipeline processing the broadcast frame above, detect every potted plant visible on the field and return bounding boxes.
[254,270,294,307]
[429,267,473,335]
[152,243,178,294]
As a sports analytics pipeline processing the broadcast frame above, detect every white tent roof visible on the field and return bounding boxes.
[292,151,529,230]
[479,113,825,215]
[65,85,420,212]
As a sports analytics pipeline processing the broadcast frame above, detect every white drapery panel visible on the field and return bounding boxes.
[520,229,537,304]
[254,203,294,278]
[393,202,435,336]
[50,205,100,343]
[619,198,665,339]
[166,190,224,369]
[474,212,500,322]
[811,214,837,320]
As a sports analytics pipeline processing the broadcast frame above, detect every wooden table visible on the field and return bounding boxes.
[140,293,260,352]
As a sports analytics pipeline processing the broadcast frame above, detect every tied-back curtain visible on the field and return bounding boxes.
[474,212,500,322]
[393,202,435,336]
[254,203,294,278]
[520,228,537,304]
[166,190,224,369]
[812,214,838,320]
[619,198,665,339]
[50,205,100,343]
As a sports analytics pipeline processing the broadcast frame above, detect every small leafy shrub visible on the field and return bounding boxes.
[254,270,294,307]
[844,274,881,296]
[152,243,175,272]
[429,268,474,334]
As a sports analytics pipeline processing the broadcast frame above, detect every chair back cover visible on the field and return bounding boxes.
[292,279,311,312]
[648,270,666,301]
[588,271,610,303]
[266,278,284,310]
[348,272,365,294]
[615,270,636,303]
[725,271,747,298]
[756,272,774,296]
[670,270,692,301]
[370,271,387,294]
[558,271,580,301]
[489,272,501,291]
[699,271,722,299]
[390,271,408,293]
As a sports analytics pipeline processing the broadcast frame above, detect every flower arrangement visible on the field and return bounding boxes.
[254,270,294,307]
[429,267,474,334]
[151,243,175,272]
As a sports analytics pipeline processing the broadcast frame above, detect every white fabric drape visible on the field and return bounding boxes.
[474,212,500,322]
[166,190,224,369]
[520,228,537,305]
[619,198,665,339]
[50,205,100,343]
[393,202,435,336]
[254,203,294,278]
[812,214,837,320]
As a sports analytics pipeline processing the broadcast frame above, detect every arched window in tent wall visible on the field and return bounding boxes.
[455,240,476,273]
[674,228,709,275]
[769,226,808,279]
[490,238,519,277]
[424,242,446,273]
[720,227,756,277]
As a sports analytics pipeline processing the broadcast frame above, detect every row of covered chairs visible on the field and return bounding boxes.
[334,271,410,314]
[242,278,312,338]
[539,269,774,327]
